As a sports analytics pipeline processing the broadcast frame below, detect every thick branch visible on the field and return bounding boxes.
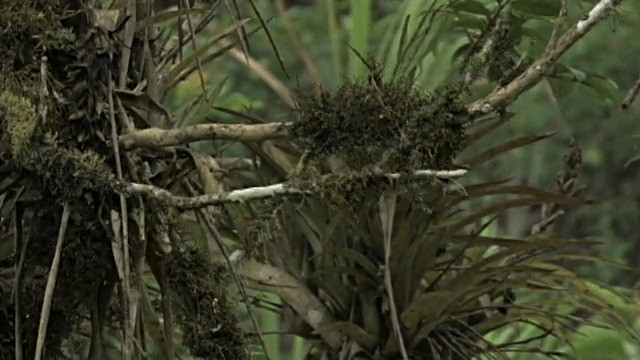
[468,0,624,113]
[119,122,291,150]
[236,260,342,350]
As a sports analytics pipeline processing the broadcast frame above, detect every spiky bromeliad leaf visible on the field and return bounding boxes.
[225,78,632,359]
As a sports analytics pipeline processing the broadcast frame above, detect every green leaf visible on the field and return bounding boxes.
[551,65,619,102]
[348,0,373,78]
[548,77,575,100]
[513,0,561,16]
[316,322,378,349]
[583,73,619,103]
[451,0,491,17]
[625,154,640,169]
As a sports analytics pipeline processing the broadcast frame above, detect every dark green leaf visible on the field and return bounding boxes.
[513,0,561,17]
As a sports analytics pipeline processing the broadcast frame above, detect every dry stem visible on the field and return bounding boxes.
[34,203,71,360]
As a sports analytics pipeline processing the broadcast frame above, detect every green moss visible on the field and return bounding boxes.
[166,248,247,359]
[0,90,38,158]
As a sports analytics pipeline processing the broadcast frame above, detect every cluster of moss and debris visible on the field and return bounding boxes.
[290,76,467,173]
[166,247,247,359]
[289,73,468,211]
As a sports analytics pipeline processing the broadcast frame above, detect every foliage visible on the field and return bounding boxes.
[0,0,637,360]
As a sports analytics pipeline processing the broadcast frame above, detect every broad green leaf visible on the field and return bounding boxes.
[513,0,561,16]
[415,35,468,91]
[316,322,378,349]
[548,77,575,100]
[464,132,556,168]
[330,246,379,278]
[451,0,491,17]
[348,0,373,78]
[583,73,620,103]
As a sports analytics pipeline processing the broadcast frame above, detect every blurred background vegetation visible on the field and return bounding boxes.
[2,0,636,358]
[162,0,640,358]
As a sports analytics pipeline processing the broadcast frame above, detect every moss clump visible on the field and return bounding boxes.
[291,77,467,173]
[0,90,38,158]
[25,146,119,199]
[166,248,247,359]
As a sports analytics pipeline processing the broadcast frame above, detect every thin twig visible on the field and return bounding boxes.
[108,75,133,358]
[274,0,324,87]
[38,56,49,124]
[125,168,468,208]
[186,153,272,358]
[34,203,71,360]
[118,0,137,89]
[379,192,409,360]
[160,273,176,360]
[12,189,25,360]
[545,0,569,53]
[220,37,295,106]
[181,0,206,93]
[385,169,468,179]
[183,179,273,360]
[461,0,513,87]
[130,202,147,356]
[127,182,305,208]
[621,74,640,110]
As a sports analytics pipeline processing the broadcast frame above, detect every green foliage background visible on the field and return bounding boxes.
[166,1,640,358]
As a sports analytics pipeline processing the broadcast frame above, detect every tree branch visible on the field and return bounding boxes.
[235,259,343,350]
[119,122,291,150]
[467,0,624,114]
[127,182,307,208]
[124,169,468,209]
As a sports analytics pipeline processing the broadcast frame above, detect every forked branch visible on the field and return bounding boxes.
[468,0,625,114]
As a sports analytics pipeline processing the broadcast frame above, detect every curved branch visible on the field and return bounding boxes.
[468,0,625,114]
[235,260,343,350]
[119,122,291,150]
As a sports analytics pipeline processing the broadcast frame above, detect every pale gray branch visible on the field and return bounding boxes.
[468,0,625,114]
[236,260,343,350]
[119,122,291,150]
[127,182,306,208]
[125,169,468,209]
[577,0,617,32]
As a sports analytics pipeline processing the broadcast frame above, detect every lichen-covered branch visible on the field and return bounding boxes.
[127,183,307,208]
[236,260,342,350]
[119,122,291,150]
[468,0,624,114]
[125,169,468,208]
